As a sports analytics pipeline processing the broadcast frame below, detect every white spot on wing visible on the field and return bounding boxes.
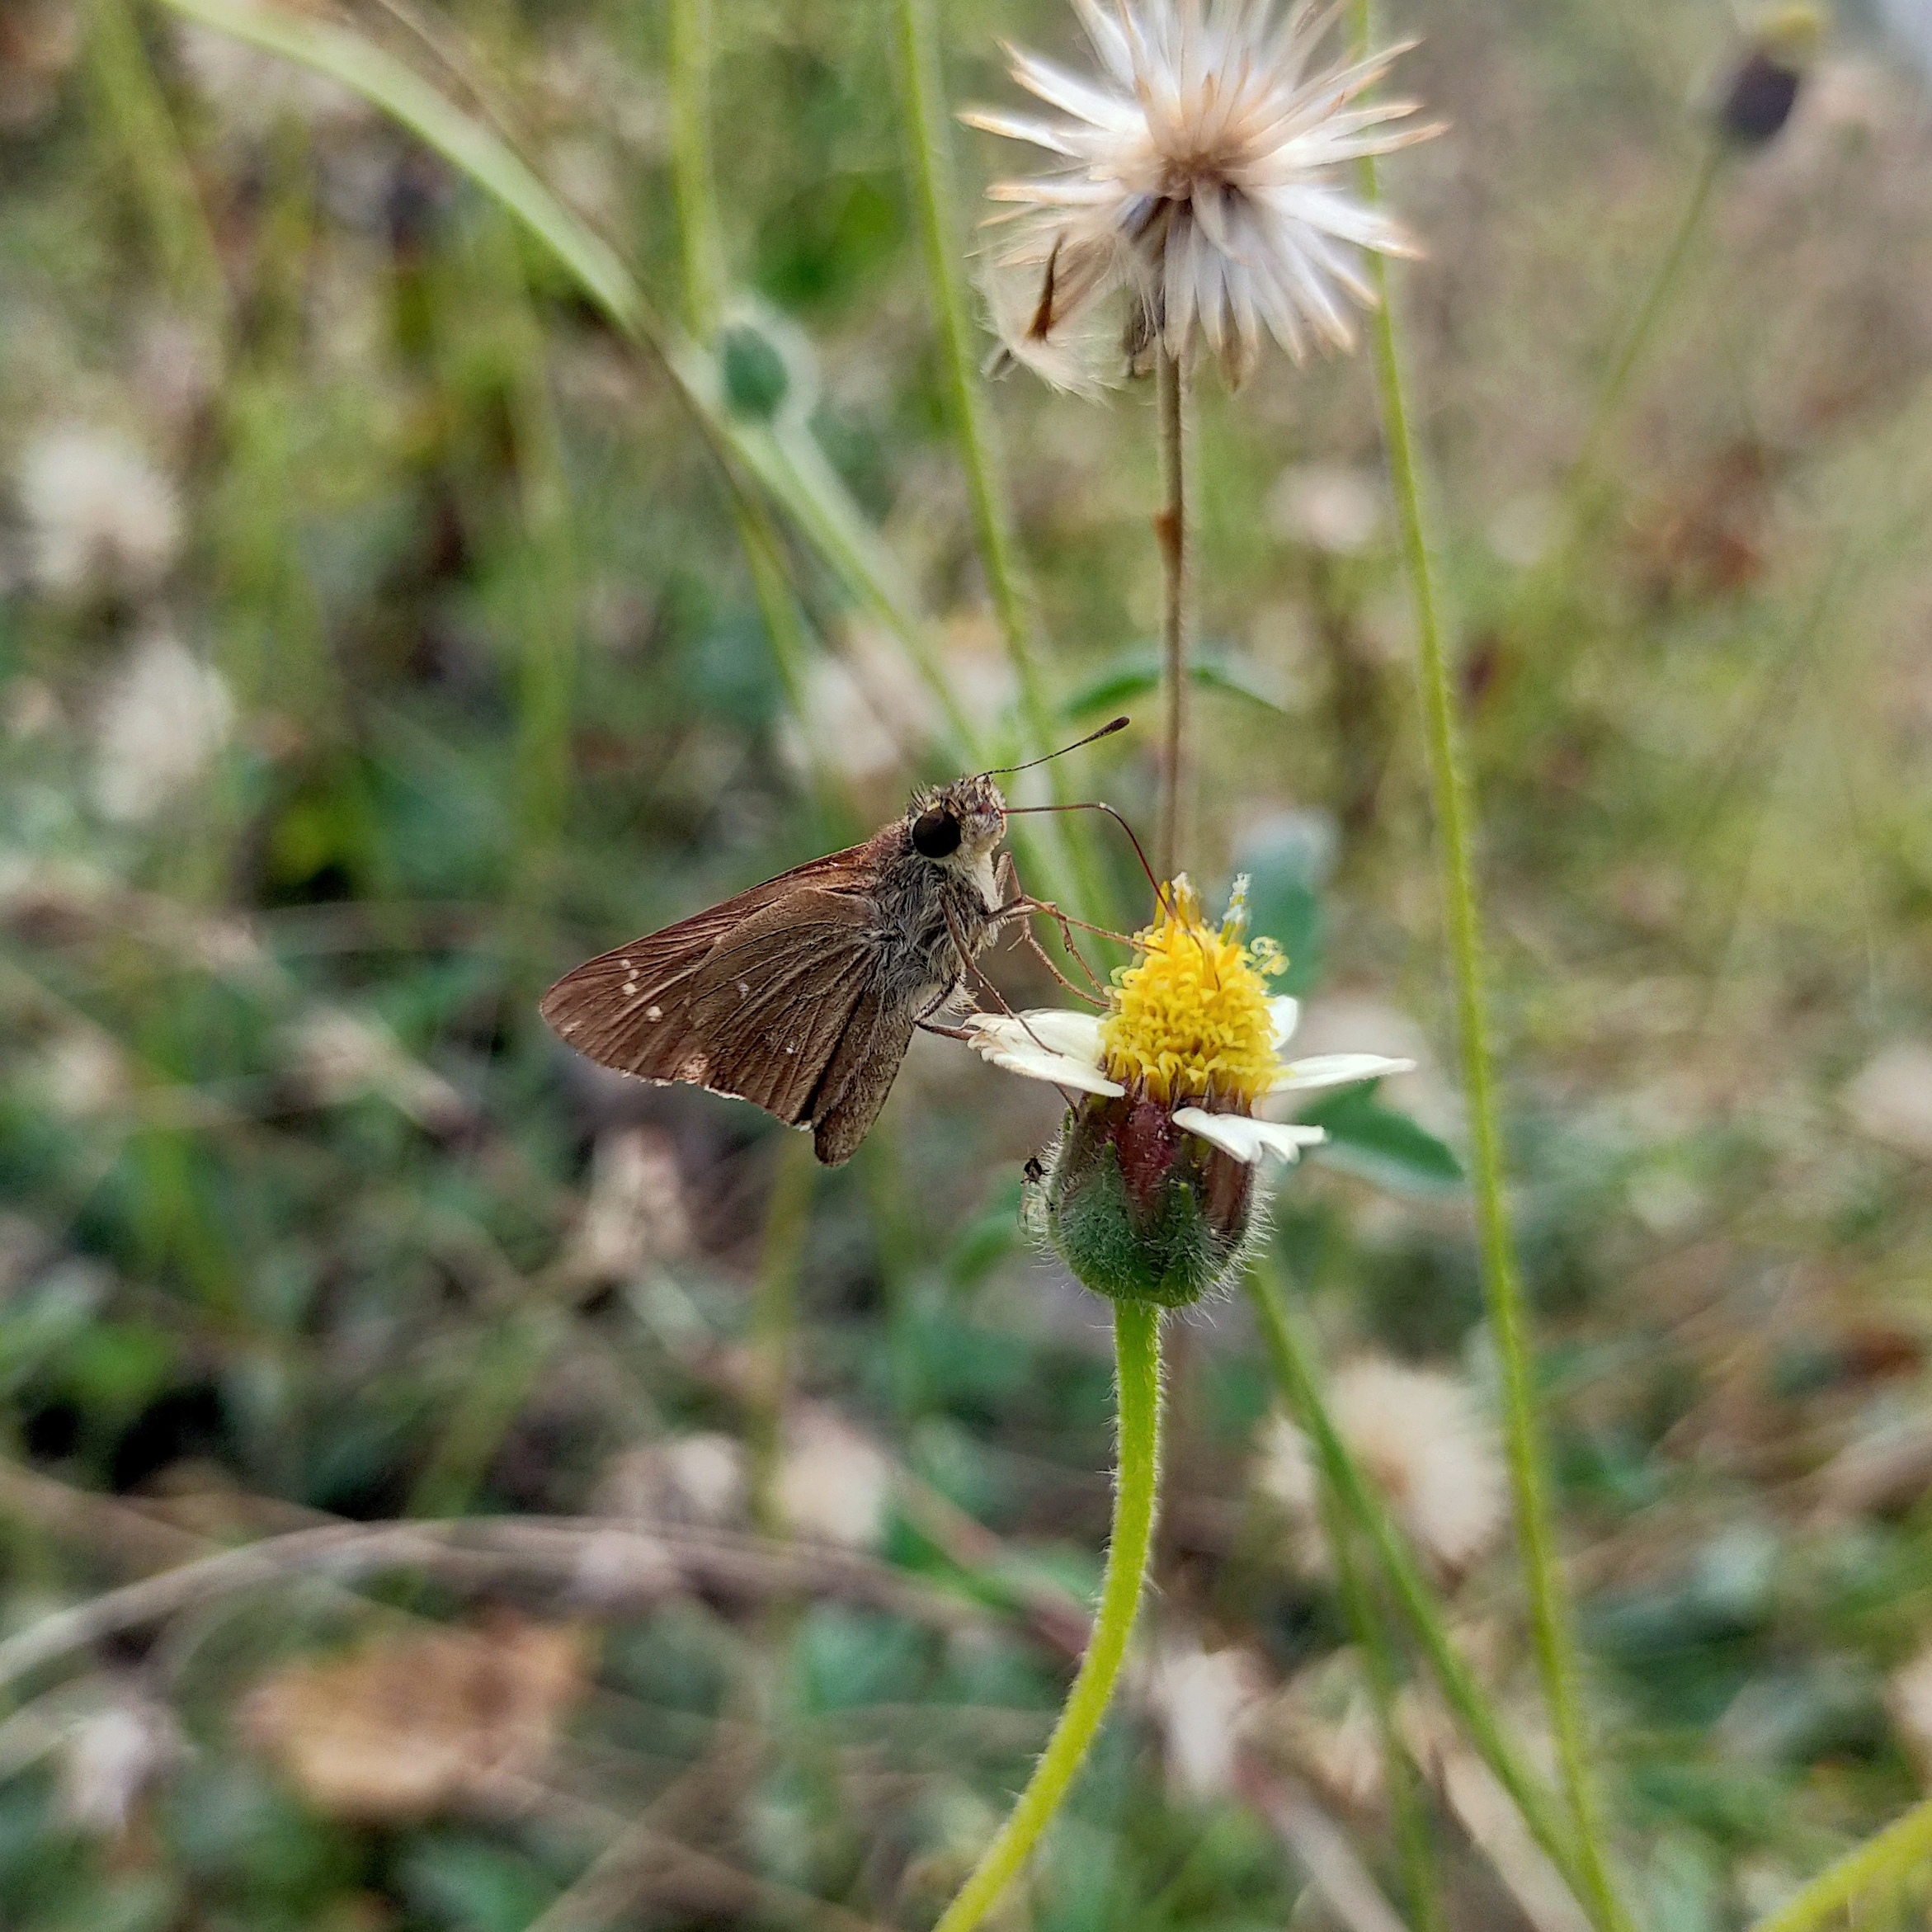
[646,1005,662,1021]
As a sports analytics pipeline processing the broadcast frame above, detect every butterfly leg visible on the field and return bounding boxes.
[942,902,1022,1019]
[993,857,1108,1005]
[909,975,975,1042]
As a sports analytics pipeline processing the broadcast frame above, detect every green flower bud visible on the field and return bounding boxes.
[720,321,791,422]
[1032,1094,1258,1308]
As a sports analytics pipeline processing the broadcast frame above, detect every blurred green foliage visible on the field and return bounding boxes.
[4,0,1932,1925]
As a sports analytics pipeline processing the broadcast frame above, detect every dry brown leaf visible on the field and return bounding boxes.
[242,1614,587,1821]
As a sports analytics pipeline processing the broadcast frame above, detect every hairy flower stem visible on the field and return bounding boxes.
[1350,6,1629,1926]
[931,1303,1163,1932]
[1242,1265,1595,1911]
[1155,347,1191,882]
[1746,1794,1932,1932]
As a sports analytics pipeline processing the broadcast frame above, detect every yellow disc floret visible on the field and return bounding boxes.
[1099,876,1284,1109]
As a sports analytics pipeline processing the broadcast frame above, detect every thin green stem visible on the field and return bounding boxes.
[1311,1377,1443,1932]
[1155,347,1190,883]
[931,1301,1163,1932]
[668,0,723,341]
[1567,143,1722,509]
[660,0,846,843]
[1349,9,1628,1925]
[85,0,228,313]
[1242,1263,1594,1917]
[890,0,1048,761]
[1746,1796,1932,1932]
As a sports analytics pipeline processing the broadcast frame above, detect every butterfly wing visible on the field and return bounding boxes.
[540,847,909,1160]
[807,976,918,1166]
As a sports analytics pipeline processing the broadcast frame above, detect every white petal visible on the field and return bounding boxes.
[1174,1106,1327,1166]
[1270,1053,1416,1093]
[959,108,1088,157]
[963,1012,1124,1096]
[1015,1008,1108,1062]
[964,1008,1105,1063]
[987,1045,1126,1096]
[1268,996,1301,1050]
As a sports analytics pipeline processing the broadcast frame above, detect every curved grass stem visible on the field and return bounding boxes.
[1567,142,1722,511]
[890,0,1051,760]
[1242,1263,1593,1912]
[668,0,723,341]
[931,1301,1163,1932]
[1746,1795,1932,1932]
[1308,1350,1444,1932]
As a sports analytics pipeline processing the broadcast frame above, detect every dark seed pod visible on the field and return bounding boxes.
[1716,7,1821,148]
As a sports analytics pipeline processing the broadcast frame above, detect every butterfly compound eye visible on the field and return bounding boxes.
[912,808,963,858]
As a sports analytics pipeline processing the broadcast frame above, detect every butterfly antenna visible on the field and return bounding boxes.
[1006,799,1172,917]
[982,714,1129,780]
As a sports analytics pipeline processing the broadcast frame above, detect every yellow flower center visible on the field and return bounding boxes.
[1099,876,1284,1110]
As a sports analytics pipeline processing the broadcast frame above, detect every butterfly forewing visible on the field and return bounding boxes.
[539,846,894,1151]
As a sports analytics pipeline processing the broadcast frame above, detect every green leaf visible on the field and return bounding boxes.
[1058,644,1290,721]
[947,1174,1026,1291]
[59,1322,181,1418]
[1300,1081,1464,1195]
[401,1836,558,1932]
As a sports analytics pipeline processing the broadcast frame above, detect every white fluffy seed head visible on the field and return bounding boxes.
[1257,1356,1506,1581]
[775,1407,892,1550]
[56,1692,184,1838]
[966,0,1440,386]
[90,632,233,824]
[17,425,181,595]
[1147,1635,1265,1801]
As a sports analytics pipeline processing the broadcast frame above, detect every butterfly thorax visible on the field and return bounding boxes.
[864,775,1008,988]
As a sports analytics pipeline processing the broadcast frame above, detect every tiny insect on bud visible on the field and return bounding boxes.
[1034,1093,1258,1308]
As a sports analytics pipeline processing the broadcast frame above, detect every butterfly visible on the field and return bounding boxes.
[543,773,1029,1165]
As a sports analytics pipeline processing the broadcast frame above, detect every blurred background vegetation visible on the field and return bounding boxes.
[9,0,1932,1925]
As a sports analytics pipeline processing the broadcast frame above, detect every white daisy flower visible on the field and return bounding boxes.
[968,876,1411,1306]
[965,877,1411,1171]
[964,0,1440,384]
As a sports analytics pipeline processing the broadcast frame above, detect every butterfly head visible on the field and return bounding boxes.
[906,772,1007,871]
